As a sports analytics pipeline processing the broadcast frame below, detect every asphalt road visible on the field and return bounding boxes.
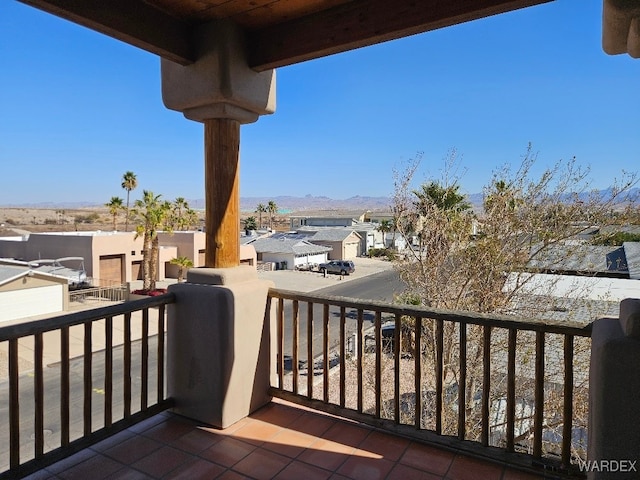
[280,269,407,366]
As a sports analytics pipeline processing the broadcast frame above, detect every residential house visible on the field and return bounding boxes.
[0,231,257,284]
[289,210,368,229]
[247,235,331,269]
[0,264,69,323]
[297,228,362,260]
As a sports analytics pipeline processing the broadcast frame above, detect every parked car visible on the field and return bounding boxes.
[318,260,355,275]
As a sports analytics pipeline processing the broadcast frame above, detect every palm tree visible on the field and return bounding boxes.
[173,197,189,230]
[169,256,194,282]
[267,200,278,230]
[255,203,267,229]
[121,171,138,232]
[377,219,392,248]
[184,208,199,230]
[105,196,124,231]
[414,181,471,215]
[132,190,170,291]
[244,216,257,233]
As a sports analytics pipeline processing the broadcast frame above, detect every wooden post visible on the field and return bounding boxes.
[204,118,240,268]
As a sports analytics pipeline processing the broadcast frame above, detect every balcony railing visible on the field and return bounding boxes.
[268,288,592,477]
[69,284,129,304]
[0,293,175,479]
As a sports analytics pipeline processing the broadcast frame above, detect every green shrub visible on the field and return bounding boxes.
[75,213,100,224]
[592,231,640,246]
[368,247,397,260]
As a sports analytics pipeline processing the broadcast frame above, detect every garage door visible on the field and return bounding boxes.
[198,249,205,267]
[343,242,359,259]
[0,285,63,323]
[131,261,143,280]
[99,255,123,284]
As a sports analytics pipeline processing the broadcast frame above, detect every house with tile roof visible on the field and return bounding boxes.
[247,236,332,270]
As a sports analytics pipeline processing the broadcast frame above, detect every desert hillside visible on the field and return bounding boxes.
[0,207,293,236]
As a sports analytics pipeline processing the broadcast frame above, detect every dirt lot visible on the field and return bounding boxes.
[0,207,116,235]
[0,207,291,236]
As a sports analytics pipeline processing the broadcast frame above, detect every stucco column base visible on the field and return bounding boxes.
[167,267,275,428]
[587,298,640,479]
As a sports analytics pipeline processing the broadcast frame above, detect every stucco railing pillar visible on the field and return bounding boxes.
[588,298,640,479]
[167,267,276,428]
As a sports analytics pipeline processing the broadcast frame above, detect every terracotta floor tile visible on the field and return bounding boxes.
[297,438,355,471]
[162,457,226,479]
[142,419,196,444]
[336,455,395,480]
[273,460,332,480]
[502,468,546,480]
[57,454,123,480]
[232,419,284,445]
[357,430,410,461]
[400,442,454,476]
[250,402,304,428]
[321,421,372,448]
[216,470,252,480]
[127,412,172,434]
[103,434,163,464]
[445,455,503,480]
[289,412,335,437]
[386,463,444,480]
[91,430,138,453]
[21,469,58,480]
[169,427,222,454]
[200,437,257,467]
[103,467,155,479]
[263,428,319,458]
[131,445,191,478]
[46,449,99,475]
[231,448,291,480]
[212,417,251,437]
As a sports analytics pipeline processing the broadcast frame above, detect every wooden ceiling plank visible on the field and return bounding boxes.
[205,0,278,17]
[18,0,195,65]
[247,0,553,71]
[232,0,348,29]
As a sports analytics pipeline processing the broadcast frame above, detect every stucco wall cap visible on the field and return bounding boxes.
[187,265,257,285]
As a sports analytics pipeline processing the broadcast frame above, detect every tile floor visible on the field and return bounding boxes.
[25,399,552,480]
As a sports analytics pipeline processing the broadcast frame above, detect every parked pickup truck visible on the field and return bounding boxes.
[318,260,355,275]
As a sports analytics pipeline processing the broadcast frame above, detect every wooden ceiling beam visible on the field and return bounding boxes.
[18,0,196,65]
[247,0,552,71]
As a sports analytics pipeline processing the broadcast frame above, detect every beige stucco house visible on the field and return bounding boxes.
[0,231,256,285]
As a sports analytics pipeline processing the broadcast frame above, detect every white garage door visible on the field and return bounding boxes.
[0,285,64,323]
[344,242,359,259]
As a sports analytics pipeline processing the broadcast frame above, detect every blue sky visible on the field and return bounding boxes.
[0,0,638,205]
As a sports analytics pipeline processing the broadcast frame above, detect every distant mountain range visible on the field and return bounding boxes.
[3,188,638,212]
[238,195,393,212]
